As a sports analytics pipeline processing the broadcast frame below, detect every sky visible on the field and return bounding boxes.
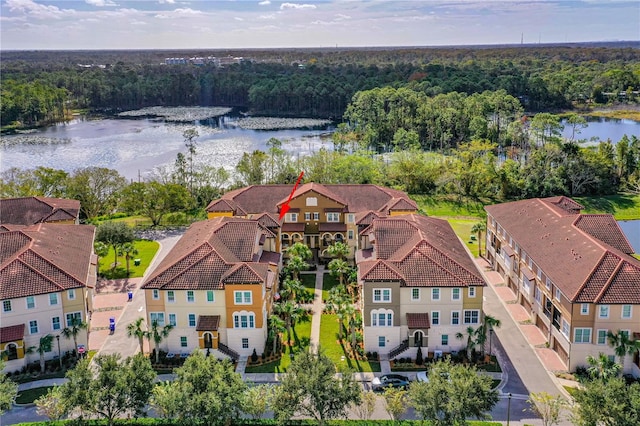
[1,0,638,50]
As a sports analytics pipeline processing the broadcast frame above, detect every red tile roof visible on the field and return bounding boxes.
[406,313,430,329]
[0,197,80,225]
[318,223,347,232]
[574,215,634,255]
[196,315,220,331]
[358,215,485,288]
[0,324,25,343]
[282,223,305,232]
[486,197,640,303]
[142,217,274,290]
[0,224,95,300]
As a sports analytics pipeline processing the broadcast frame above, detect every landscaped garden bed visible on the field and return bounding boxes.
[245,318,312,373]
[97,239,159,279]
[319,314,380,373]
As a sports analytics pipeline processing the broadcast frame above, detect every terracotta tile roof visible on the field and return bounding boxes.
[259,250,281,265]
[0,224,95,300]
[282,223,305,232]
[142,217,273,291]
[0,197,79,225]
[196,315,220,331]
[486,197,640,303]
[385,198,419,212]
[358,215,485,288]
[356,211,382,226]
[207,184,415,216]
[0,324,25,343]
[406,313,430,329]
[574,215,634,254]
[206,199,236,213]
[254,212,280,229]
[318,223,347,232]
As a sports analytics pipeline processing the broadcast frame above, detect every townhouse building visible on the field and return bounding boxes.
[0,223,96,372]
[357,214,486,358]
[141,217,281,358]
[485,196,640,376]
[206,183,418,262]
[0,197,80,226]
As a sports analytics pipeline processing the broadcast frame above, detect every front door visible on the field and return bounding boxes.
[204,333,213,349]
[414,331,424,347]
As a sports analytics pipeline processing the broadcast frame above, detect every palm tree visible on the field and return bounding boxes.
[325,286,349,341]
[281,277,305,302]
[456,326,479,361]
[586,353,621,380]
[146,319,173,364]
[274,301,304,346]
[126,317,147,354]
[286,242,312,261]
[118,242,139,277]
[326,241,350,260]
[479,314,501,356]
[268,316,286,356]
[607,330,640,370]
[28,335,54,373]
[286,255,308,281]
[470,221,487,258]
[328,258,351,287]
[61,316,88,359]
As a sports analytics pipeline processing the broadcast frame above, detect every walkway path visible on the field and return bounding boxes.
[308,265,325,354]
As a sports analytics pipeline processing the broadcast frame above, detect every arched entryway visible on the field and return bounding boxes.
[5,343,18,360]
[413,330,424,347]
[203,332,213,349]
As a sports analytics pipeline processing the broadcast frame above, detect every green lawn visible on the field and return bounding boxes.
[574,193,640,220]
[410,194,486,219]
[98,240,159,279]
[319,314,381,373]
[15,386,53,404]
[301,274,316,299]
[322,273,341,302]
[244,317,312,373]
[447,219,482,258]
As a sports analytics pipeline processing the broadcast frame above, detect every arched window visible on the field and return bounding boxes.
[371,309,394,327]
[281,234,290,247]
[334,233,344,242]
[232,311,256,329]
[291,233,302,242]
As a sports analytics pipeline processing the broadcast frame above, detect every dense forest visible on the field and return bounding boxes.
[2,44,639,127]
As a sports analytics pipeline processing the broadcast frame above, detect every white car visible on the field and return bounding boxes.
[416,371,450,383]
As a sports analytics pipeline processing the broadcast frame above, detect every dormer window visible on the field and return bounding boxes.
[306,197,318,206]
[327,213,340,222]
[286,213,298,222]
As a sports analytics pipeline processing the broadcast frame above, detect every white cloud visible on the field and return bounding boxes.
[159,0,176,3]
[6,0,75,20]
[234,17,244,21]
[258,13,276,20]
[174,8,203,15]
[259,0,271,5]
[334,13,351,20]
[280,3,316,10]
[85,0,117,6]
[155,13,169,19]
[131,20,147,25]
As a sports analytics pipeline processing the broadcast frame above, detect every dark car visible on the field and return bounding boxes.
[371,374,410,391]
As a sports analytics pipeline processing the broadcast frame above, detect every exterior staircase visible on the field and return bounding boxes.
[217,342,240,361]
[388,339,410,360]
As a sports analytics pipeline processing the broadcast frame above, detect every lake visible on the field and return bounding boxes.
[1,116,334,180]
[618,220,640,253]
[561,116,640,144]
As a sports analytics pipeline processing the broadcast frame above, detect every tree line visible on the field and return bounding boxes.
[2,45,639,128]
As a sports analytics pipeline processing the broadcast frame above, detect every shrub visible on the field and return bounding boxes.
[251,349,259,364]
[416,346,424,366]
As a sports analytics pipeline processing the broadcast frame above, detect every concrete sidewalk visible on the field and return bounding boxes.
[308,265,325,354]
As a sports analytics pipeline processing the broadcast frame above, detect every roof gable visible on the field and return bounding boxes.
[0,197,80,225]
[222,263,268,284]
[574,215,634,255]
[361,260,404,282]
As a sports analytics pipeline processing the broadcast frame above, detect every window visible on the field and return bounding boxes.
[234,291,252,305]
[150,312,165,326]
[537,268,542,280]
[599,305,609,319]
[561,319,569,338]
[378,336,386,347]
[313,212,319,221]
[152,290,159,300]
[167,291,175,303]
[66,312,82,327]
[188,314,196,327]
[451,311,460,325]
[441,334,449,346]
[29,320,38,334]
[621,330,630,338]
[207,291,215,302]
[452,288,460,300]
[348,230,354,240]
[52,317,61,331]
[622,305,632,319]
[326,212,339,222]
[545,277,551,290]
[2,300,11,312]
[373,289,391,302]
[411,288,420,301]
[304,212,311,221]
[287,213,298,222]
[431,311,440,325]
[535,287,541,304]
[597,329,607,345]
[463,310,480,324]
[233,313,255,328]
[371,310,393,327]
[432,288,440,300]
[168,314,177,327]
[306,197,317,206]
[574,328,592,344]
[242,338,249,349]
[580,304,589,315]
[49,293,58,306]
[67,289,76,300]
[180,336,188,348]
[186,291,195,303]
[555,289,561,301]
[347,214,355,223]
[468,287,476,298]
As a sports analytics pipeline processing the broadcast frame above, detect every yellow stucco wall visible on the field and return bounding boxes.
[0,341,25,359]
[207,212,234,219]
[225,284,264,328]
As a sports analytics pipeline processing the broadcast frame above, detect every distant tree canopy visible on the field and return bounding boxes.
[2,45,639,127]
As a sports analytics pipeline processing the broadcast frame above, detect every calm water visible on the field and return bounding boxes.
[0,116,333,180]
[618,220,640,253]
[561,116,640,144]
